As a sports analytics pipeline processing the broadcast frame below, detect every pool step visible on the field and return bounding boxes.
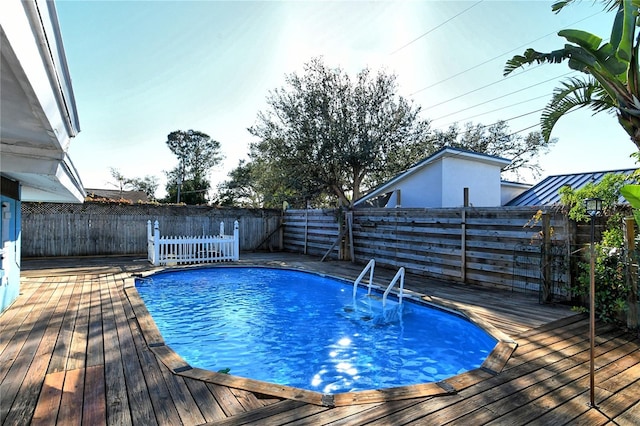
[346,295,403,324]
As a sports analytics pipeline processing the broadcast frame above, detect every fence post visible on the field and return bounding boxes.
[153,220,160,266]
[461,207,467,283]
[541,212,552,303]
[147,220,152,263]
[624,217,638,329]
[220,221,225,237]
[233,220,239,261]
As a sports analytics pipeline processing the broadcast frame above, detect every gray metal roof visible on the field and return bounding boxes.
[505,168,637,206]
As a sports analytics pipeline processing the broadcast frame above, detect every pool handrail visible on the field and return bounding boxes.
[352,258,376,299]
[382,267,405,308]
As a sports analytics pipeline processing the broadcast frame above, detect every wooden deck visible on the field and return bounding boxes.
[1,253,639,425]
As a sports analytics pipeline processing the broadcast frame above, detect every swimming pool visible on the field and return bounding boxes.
[135,267,497,394]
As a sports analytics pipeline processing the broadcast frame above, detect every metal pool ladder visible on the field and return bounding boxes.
[352,259,405,307]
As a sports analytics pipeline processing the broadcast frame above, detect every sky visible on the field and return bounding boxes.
[55,0,639,199]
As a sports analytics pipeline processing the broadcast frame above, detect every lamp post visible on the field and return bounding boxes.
[584,197,603,408]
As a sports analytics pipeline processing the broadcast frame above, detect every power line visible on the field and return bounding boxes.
[438,108,545,132]
[430,71,575,121]
[423,65,545,111]
[507,123,541,137]
[439,93,551,127]
[506,107,582,137]
[409,11,603,96]
[389,1,485,56]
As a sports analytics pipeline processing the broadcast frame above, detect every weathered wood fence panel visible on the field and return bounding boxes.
[282,209,340,257]
[21,203,282,257]
[283,207,569,294]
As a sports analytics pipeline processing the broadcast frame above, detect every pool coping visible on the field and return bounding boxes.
[125,264,518,407]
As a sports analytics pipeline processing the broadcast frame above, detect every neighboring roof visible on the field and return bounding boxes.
[501,180,532,189]
[0,1,84,203]
[505,168,638,207]
[85,189,149,203]
[354,147,511,206]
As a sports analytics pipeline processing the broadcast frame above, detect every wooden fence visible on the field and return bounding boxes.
[283,207,571,295]
[21,202,282,257]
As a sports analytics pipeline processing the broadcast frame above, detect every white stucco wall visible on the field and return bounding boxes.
[380,156,504,208]
[501,182,531,206]
[385,162,443,208]
[441,156,502,207]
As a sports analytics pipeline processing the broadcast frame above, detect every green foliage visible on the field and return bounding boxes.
[428,121,557,179]
[575,237,629,323]
[163,130,224,205]
[504,0,640,149]
[559,171,635,322]
[127,176,159,201]
[559,172,630,221]
[245,57,432,207]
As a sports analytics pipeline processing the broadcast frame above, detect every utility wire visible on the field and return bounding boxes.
[439,93,551,127]
[389,0,485,55]
[409,11,603,96]
[506,108,581,137]
[438,108,545,131]
[507,123,541,137]
[430,71,575,121]
[423,65,547,111]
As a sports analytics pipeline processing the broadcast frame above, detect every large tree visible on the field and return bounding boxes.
[504,0,640,149]
[246,57,431,207]
[164,129,223,204]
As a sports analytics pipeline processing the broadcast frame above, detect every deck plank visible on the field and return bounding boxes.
[86,277,105,368]
[128,317,183,425]
[3,277,76,426]
[108,281,157,425]
[66,274,90,371]
[101,274,133,426]
[47,276,84,374]
[182,378,228,423]
[207,383,248,417]
[58,368,85,426]
[0,279,66,423]
[83,365,107,425]
[30,369,65,425]
[0,278,58,382]
[206,399,309,426]
[615,399,640,426]
[158,359,207,425]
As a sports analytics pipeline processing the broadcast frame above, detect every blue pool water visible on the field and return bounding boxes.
[136,267,496,394]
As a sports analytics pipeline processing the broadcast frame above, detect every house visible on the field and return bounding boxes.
[85,188,150,203]
[1,0,83,312]
[505,168,637,207]
[354,147,526,208]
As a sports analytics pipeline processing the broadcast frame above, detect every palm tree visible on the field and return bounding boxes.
[504,0,640,150]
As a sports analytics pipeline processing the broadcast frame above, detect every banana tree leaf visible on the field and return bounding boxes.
[559,29,602,52]
[615,0,637,61]
[610,2,624,50]
[620,184,640,208]
[551,1,570,13]
[595,43,629,76]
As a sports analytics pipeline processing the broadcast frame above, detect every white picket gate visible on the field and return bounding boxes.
[147,220,239,266]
